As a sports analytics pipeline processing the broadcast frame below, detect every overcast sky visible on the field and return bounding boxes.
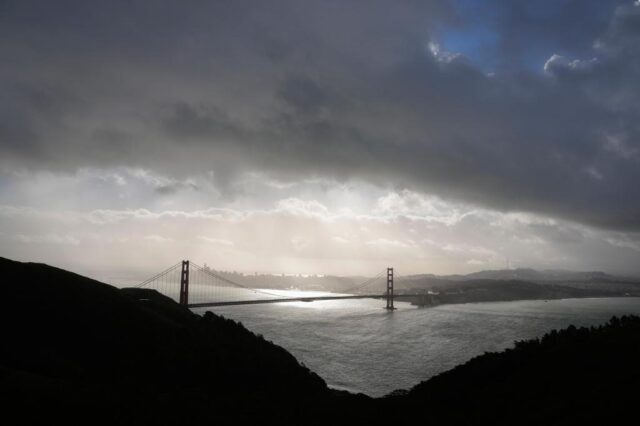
[1,0,640,281]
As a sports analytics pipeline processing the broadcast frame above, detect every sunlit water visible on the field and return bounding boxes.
[193,294,640,397]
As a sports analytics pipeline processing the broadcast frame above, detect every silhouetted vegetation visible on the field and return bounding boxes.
[0,257,341,424]
[2,257,639,425]
[383,315,640,425]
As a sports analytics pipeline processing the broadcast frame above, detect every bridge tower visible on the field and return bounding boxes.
[386,267,395,310]
[179,260,189,306]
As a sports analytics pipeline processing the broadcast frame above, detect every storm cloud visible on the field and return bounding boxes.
[1,1,640,276]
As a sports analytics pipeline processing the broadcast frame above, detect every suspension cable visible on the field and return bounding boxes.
[190,262,289,298]
[135,262,182,288]
[341,270,386,294]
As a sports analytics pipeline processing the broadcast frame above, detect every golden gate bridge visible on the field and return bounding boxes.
[135,260,420,310]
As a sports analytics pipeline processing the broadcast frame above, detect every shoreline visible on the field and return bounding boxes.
[405,294,640,309]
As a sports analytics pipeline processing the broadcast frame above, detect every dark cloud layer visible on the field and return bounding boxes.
[1,0,640,230]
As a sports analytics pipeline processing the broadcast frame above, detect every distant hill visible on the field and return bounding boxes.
[447,267,629,282]
[394,267,640,305]
[400,267,639,284]
[2,257,640,425]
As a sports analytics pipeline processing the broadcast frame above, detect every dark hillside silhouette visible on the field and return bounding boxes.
[0,257,346,424]
[2,257,640,425]
[384,315,640,425]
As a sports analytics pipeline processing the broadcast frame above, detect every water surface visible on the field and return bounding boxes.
[194,296,640,397]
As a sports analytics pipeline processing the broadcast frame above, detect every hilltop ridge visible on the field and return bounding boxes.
[0,257,338,424]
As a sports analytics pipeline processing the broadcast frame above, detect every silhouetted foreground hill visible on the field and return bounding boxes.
[0,257,351,424]
[2,257,640,425]
[383,315,640,425]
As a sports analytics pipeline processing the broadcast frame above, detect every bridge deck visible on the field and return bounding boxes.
[187,294,425,308]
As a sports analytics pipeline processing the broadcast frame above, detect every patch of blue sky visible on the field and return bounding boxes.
[439,26,499,71]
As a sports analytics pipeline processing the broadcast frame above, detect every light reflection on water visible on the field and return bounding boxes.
[193,296,640,397]
[159,285,355,305]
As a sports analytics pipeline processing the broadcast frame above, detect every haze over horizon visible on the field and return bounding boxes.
[2,0,640,280]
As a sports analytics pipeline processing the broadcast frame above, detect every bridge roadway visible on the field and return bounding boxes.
[187,293,425,308]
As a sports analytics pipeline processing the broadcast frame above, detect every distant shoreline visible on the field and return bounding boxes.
[400,294,640,309]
